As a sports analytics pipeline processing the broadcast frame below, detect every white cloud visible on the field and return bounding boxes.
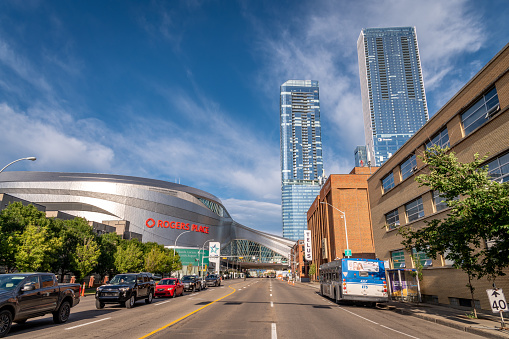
[222,198,282,236]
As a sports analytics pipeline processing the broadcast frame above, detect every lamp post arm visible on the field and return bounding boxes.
[320,201,350,257]
[0,157,37,173]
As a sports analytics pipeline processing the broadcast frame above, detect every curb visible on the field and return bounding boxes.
[392,307,509,338]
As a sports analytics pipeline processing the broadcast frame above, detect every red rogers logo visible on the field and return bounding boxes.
[145,218,209,234]
[146,218,156,228]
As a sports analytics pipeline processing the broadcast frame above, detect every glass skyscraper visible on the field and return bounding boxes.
[358,27,429,166]
[280,80,323,241]
[354,146,368,167]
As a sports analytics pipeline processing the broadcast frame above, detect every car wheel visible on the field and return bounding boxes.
[0,310,13,338]
[95,299,105,309]
[172,290,176,298]
[53,301,71,324]
[192,286,195,292]
[145,291,153,304]
[125,294,136,309]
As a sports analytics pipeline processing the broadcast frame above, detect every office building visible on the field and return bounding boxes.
[280,80,323,241]
[368,43,508,310]
[358,27,429,166]
[307,167,378,280]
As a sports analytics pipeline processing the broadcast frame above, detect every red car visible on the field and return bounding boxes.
[155,278,184,298]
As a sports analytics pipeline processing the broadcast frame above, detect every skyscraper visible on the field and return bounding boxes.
[354,146,368,167]
[358,27,429,166]
[280,80,323,241]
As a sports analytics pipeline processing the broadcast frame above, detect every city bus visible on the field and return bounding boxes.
[319,258,389,306]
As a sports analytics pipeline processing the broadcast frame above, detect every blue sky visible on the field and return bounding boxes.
[0,0,507,236]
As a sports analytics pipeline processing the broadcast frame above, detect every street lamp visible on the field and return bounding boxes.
[320,201,350,258]
[173,230,192,277]
[0,157,37,173]
[200,238,214,279]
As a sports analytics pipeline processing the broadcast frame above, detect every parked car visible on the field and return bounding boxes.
[193,275,206,290]
[95,273,155,309]
[205,274,221,287]
[0,272,81,338]
[155,278,184,298]
[181,275,201,292]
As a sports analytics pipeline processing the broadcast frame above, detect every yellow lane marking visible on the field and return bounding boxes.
[138,285,236,339]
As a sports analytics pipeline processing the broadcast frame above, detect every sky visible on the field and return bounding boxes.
[0,0,508,236]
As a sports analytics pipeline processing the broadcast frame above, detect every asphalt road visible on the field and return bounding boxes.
[5,278,484,339]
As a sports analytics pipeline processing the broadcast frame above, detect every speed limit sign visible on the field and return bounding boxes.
[487,289,508,313]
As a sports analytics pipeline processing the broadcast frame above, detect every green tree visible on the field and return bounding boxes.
[115,239,144,273]
[145,247,172,275]
[95,232,122,280]
[308,263,316,280]
[15,224,63,272]
[73,236,101,282]
[0,202,48,272]
[399,146,509,317]
[52,217,98,281]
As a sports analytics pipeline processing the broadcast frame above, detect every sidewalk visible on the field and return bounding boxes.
[301,280,509,338]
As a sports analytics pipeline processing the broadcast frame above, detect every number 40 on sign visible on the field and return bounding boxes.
[487,289,508,313]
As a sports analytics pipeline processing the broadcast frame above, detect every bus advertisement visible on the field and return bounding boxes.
[319,258,389,306]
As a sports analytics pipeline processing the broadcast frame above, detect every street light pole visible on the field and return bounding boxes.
[173,230,191,277]
[0,157,37,173]
[320,201,350,258]
[200,238,214,279]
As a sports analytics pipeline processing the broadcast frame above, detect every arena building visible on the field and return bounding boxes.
[0,171,294,268]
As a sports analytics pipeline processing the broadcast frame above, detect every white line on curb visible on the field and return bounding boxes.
[271,323,277,339]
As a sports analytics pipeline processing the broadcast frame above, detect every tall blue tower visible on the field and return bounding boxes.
[280,80,323,241]
[358,27,429,166]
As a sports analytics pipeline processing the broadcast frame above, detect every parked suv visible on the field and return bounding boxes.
[181,275,201,292]
[95,273,155,309]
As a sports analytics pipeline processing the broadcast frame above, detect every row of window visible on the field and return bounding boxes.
[381,87,500,194]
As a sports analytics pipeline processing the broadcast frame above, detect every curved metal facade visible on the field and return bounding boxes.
[0,172,294,259]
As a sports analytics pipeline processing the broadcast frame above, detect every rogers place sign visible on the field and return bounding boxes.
[145,218,210,234]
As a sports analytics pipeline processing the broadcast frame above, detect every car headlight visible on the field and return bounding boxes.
[119,287,130,292]
[167,287,173,290]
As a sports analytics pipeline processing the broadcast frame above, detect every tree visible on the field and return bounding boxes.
[308,263,316,280]
[0,202,49,272]
[72,236,101,282]
[399,145,509,317]
[115,239,144,273]
[95,232,122,280]
[15,224,63,272]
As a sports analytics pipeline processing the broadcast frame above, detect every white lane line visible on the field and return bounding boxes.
[155,299,172,305]
[66,317,111,330]
[271,301,273,307]
[270,294,272,297]
[271,323,277,339]
[338,307,419,339]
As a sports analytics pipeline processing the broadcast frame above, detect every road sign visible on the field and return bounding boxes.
[487,289,508,313]
[345,249,352,257]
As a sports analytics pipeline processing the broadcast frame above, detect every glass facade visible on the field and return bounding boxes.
[222,239,286,264]
[354,145,368,167]
[358,27,429,166]
[280,80,323,241]
[391,250,406,268]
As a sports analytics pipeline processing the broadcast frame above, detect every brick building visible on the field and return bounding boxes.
[368,43,509,310]
[307,167,378,280]
[289,240,310,281]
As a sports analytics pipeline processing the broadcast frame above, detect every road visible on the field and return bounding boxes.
[6,278,483,338]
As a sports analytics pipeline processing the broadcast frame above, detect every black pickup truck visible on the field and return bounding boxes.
[95,273,155,309]
[0,272,81,337]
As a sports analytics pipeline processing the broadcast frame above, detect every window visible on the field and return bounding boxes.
[400,155,417,180]
[426,128,450,149]
[23,276,40,289]
[486,152,509,183]
[382,172,395,192]
[405,197,424,222]
[412,248,432,267]
[385,209,400,230]
[432,190,448,212]
[391,250,405,268]
[461,87,500,136]
[41,275,54,288]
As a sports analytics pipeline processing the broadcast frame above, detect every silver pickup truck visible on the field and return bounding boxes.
[0,272,81,337]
